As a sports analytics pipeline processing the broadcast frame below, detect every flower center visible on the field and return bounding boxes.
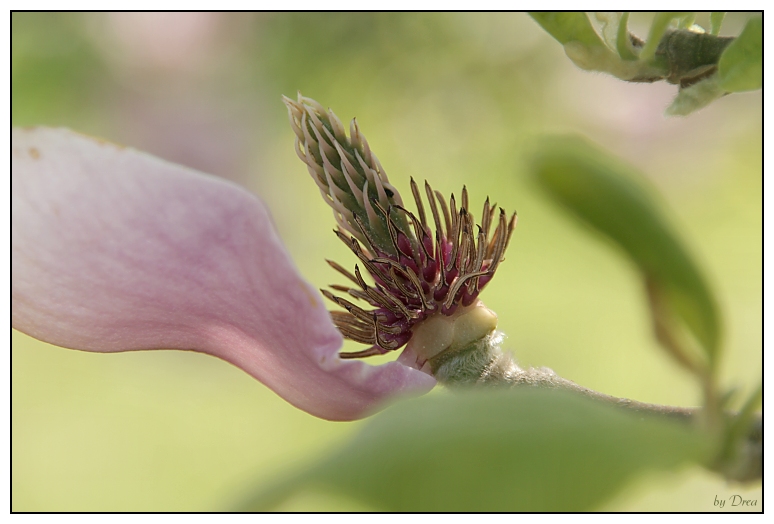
[284,93,516,359]
[409,301,498,361]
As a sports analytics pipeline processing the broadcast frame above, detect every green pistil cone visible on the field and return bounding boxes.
[284,93,412,256]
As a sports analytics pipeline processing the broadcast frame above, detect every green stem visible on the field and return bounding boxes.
[431,333,695,419]
[429,332,761,482]
[654,29,734,86]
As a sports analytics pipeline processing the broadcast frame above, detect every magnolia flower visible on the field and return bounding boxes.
[12,97,516,422]
[11,127,436,421]
[283,95,516,370]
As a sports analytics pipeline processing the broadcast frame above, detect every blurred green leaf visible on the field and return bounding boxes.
[242,389,712,512]
[709,13,725,36]
[665,74,726,116]
[12,12,107,127]
[592,12,637,62]
[529,136,721,366]
[677,13,696,30]
[638,13,676,61]
[531,13,667,82]
[529,12,606,48]
[639,12,695,63]
[715,383,761,482]
[727,384,761,444]
[593,12,620,50]
[616,12,638,61]
[718,16,762,92]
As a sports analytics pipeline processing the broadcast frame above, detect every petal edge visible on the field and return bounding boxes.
[12,128,435,420]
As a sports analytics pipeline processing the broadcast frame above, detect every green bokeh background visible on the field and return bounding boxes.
[12,12,761,511]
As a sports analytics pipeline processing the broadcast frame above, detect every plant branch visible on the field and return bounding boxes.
[429,332,761,482]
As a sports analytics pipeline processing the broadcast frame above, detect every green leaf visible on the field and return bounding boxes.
[718,16,762,92]
[639,12,688,61]
[709,12,725,36]
[241,389,712,511]
[666,74,726,116]
[716,383,762,482]
[532,12,664,82]
[677,13,696,30]
[529,12,606,48]
[529,136,721,366]
[594,12,621,51]
[592,12,638,61]
[616,12,639,61]
[727,384,761,444]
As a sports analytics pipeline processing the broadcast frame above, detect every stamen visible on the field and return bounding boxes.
[389,266,420,299]
[457,220,471,273]
[471,227,487,292]
[375,320,407,335]
[481,197,492,239]
[353,265,370,291]
[394,204,431,260]
[435,190,452,238]
[398,266,430,310]
[436,229,448,286]
[329,310,369,330]
[340,346,386,359]
[339,235,392,285]
[487,204,498,238]
[410,178,428,231]
[444,270,489,309]
[354,266,411,317]
[447,205,464,271]
[330,313,376,342]
[374,317,403,350]
[342,288,378,305]
[449,193,458,243]
[425,181,445,241]
[329,284,352,292]
[383,207,401,253]
[487,210,509,272]
[505,212,518,252]
[322,289,375,324]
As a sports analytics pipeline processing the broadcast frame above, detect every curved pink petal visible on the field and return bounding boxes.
[12,128,435,421]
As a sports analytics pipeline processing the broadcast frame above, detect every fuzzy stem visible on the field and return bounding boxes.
[430,333,695,419]
[429,332,761,482]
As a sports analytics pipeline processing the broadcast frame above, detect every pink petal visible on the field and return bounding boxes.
[12,128,435,421]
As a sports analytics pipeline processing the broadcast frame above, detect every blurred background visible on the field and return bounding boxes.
[12,12,761,511]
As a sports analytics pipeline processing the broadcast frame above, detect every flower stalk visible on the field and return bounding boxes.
[431,330,761,483]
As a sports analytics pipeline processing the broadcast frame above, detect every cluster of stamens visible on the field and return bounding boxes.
[326,181,516,357]
[284,93,516,358]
